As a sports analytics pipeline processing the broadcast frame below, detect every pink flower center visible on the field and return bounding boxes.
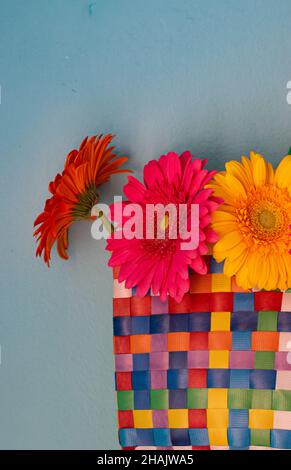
[141,238,177,258]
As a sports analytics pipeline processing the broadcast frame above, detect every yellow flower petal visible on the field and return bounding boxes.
[266,162,275,184]
[224,250,248,278]
[248,251,265,288]
[236,262,250,290]
[210,174,234,203]
[226,241,248,261]
[225,173,247,198]
[213,173,246,203]
[277,255,288,291]
[256,256,270,290]
[214,230,244,255]
[250,152,267,187]
[241,155,254,185]
[212,221,238,235]
[225,161,250,188]
[211,211,236,223]
[265,255,279,291]
[283,253,291,289]
[275,155,291,189]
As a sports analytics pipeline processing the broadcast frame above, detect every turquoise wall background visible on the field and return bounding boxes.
[0,0,291,449]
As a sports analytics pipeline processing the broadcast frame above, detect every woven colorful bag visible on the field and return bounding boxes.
[113,256,291,450]
[33,135,291,450]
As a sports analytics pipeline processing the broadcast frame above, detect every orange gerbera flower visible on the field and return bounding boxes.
[34,134,130,265]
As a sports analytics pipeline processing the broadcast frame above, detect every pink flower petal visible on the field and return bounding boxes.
[143,160,165,188]
[158,152,181,187]
[179,151,192,171]
[190,254,207,275]
[123,176,146,203]
[204,228,219,243]
[193,188,213,204]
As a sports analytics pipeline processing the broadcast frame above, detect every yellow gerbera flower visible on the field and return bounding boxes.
[209,152,291,290]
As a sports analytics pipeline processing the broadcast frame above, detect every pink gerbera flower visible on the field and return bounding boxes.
[106,152,222,302]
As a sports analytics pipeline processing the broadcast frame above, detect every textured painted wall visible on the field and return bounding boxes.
[0,0,291,449]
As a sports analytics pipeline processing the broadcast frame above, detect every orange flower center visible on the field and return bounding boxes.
[236,185,290,246]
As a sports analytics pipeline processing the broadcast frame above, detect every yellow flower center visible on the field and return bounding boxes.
[250,201,285,236]
[236,185,290,247]
[258,209,276,229]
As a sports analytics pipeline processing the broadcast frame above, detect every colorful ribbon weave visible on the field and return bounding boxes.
[113,256,291,450]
